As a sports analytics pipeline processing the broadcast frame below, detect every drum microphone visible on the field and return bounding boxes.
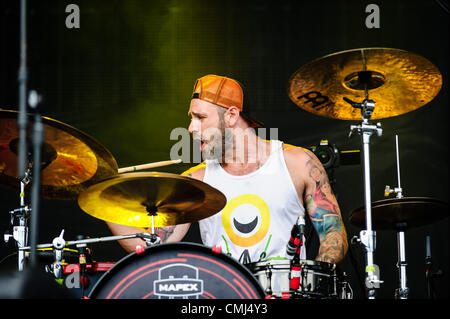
[76,235,89,297]
[286,215,305,257]
[425,236,431,261]
[289,215,305,290]
[286,223,300,257]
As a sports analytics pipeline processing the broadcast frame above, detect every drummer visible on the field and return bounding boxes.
[107,74,348,265]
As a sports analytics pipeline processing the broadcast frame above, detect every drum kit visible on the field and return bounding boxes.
[0,47,448,299]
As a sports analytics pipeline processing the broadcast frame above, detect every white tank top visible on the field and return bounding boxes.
[199,140,306,263]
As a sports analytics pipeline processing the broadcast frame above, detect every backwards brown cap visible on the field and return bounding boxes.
[191,74,263,128]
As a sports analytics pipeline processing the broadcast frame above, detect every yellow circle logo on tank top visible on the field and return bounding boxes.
[221,194,270,247]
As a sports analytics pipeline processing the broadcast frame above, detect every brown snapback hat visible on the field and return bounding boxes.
[191,74,263,128]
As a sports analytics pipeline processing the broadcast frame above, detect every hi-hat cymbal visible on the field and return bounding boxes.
[349,197,448,230]
[288,48,442,120]
[0,109,118,199]
[77,172,227,228]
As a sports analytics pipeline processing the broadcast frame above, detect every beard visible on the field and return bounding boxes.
[201,117,234,162]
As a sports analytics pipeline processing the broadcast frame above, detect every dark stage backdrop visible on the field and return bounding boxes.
[0,0,448,299]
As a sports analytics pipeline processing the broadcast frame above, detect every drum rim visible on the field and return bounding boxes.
[88,242,265,299]
[246,258,336,269]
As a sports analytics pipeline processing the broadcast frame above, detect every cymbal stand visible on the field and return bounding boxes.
[424,235,443,299]
[4,162,32,271]
[384,135,409,299]
[75,234,89,298]
[50,229,66,279]
[8,0,30,272]
[345,96,383,299]
[144,205,162,246]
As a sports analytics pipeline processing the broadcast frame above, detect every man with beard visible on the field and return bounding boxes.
[106,74,348,265]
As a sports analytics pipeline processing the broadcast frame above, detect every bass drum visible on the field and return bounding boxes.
[89,243,265,299]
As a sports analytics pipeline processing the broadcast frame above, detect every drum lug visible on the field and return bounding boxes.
[134,245,145,255]
[211,245,222,254]
[281,292,290,299]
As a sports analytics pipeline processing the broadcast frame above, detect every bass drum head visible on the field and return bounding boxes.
[89,242,265,299]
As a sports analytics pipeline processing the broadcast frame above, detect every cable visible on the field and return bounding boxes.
[0,252,18,266]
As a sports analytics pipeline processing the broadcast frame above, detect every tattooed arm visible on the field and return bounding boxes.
[106,222,191,254]
[284,145,348,264]
[303,150,348,264]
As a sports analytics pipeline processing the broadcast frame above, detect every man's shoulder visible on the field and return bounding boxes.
[282,142,311,162]
[180,162,206,180]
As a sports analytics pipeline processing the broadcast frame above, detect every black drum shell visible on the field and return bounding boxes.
[89,242,265,299]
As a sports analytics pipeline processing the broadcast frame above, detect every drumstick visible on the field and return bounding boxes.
[118,159,182,173]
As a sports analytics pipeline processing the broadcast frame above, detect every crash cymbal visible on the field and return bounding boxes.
[349,197,448,230]
[77,172,226,228]
[0,109,118,199]
[288,48,442,120]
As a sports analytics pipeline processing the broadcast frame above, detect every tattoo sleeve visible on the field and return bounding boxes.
[304,156,348,264]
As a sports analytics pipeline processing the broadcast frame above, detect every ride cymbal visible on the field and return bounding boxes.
[349,197,448,230]
[288,48,442,120]
[0,109,118,199]
[77,172,227,228]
